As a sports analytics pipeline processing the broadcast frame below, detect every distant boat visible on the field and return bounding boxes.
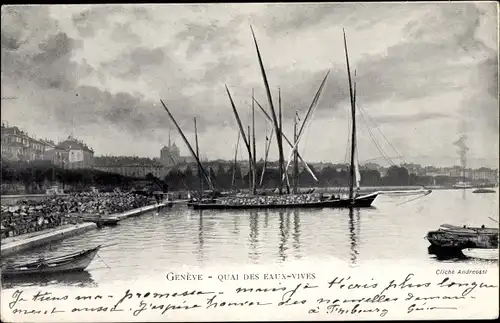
[462,248,499,260]
[1,246,100,277]
[453,181,473,189]
[472,188,496,194]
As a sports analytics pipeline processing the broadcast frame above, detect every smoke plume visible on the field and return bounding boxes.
[453,134,469,170]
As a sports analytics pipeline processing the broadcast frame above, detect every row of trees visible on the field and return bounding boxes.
[162,163,461,191]
[1,160,138,194]
[2,159,484,195]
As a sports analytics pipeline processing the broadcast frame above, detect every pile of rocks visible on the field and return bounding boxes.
[0,192,156,238]
[217,194,323,206]
[0,203,80,239]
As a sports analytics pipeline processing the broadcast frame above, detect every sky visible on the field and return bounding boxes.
[1,3,498,168]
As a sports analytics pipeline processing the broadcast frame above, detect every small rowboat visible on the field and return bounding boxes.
[81,215,119,227]
[1,246,100,277]
[462,248,499,260]
[472,188,496,194]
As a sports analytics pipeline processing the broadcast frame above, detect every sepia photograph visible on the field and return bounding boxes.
[1,2,498,321]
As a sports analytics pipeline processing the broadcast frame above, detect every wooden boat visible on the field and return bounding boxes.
[462,248,499,260]
[192,192,378,210]
[473,188,496,194]
[1,246,100,277]
[191,30,381,210]
[453,181,473,189]
[81,215,119,226]
[1,270,95,288]
[426,224,499,249]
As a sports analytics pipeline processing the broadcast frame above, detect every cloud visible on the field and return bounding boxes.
[1,3,497,167]
[110,22,141,44]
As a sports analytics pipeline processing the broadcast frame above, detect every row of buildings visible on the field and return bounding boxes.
[1,122,498,184]
[0,122,196,179]
[1,123,94,168]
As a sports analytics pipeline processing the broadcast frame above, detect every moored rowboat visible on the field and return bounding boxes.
[1,246,101,277]
[462,248,499,260]
[472,188,496,194]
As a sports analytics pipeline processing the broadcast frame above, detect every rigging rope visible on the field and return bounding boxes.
[396,190,432,206]
[358,105,407,165]
[358,111,396,166]
[97,253,111,269]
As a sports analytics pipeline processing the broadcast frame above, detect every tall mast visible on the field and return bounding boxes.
[279,88,290,194]
[260,127,274,187]
[293,110,299,194]
[194,117,203,197]
[225,85,254,182]
[232,131,240,190]
[343,29,356,202]
[250,26,285,195]
[252,88,257,195]
[248,125,252,193]
[160,100,214,190]
[253,97,319,182]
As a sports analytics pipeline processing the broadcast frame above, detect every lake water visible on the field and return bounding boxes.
[2,189,498,289]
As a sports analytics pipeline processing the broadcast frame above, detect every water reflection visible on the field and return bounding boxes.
[348,208,360,266]
[427,245,467,261]
[1,271,97,289]
[197,210,204,265]
[249,211,259,261]
[5,190,494,290]
[232,213,240,235]
[292,210,301,259]
[278,211,291,262]
[264,210,269,229]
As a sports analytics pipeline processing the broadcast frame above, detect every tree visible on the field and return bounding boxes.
[233,163,243,189]
[383,166,409,186]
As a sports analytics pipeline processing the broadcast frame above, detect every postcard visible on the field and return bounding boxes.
[1,2,498,322]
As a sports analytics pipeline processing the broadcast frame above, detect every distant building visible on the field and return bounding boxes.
[160,133,197,167]
[470,167,498,184]
[44,136,94,169]
[1,123,52,162]
[94,156,163,178]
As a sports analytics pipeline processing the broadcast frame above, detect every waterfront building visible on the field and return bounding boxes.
[94,156,163,178]
[44,136,95,169]
[1,123,53,162]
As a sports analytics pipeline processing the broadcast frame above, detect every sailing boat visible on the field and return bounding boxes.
[191,29,379,210]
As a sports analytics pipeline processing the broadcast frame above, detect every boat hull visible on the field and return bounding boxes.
[1,246,100,277]
[191,193,378,210]
[462,248,499,260]
[82,216,119,227]
[426,225,499,250]
[472,188,496,194]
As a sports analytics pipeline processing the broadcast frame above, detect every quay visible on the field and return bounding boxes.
[112,202,170,221]
[1,202,169,257]
[1,223,97,257]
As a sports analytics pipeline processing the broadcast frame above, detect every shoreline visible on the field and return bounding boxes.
[1,202,168,257]
[1,185,490,204]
